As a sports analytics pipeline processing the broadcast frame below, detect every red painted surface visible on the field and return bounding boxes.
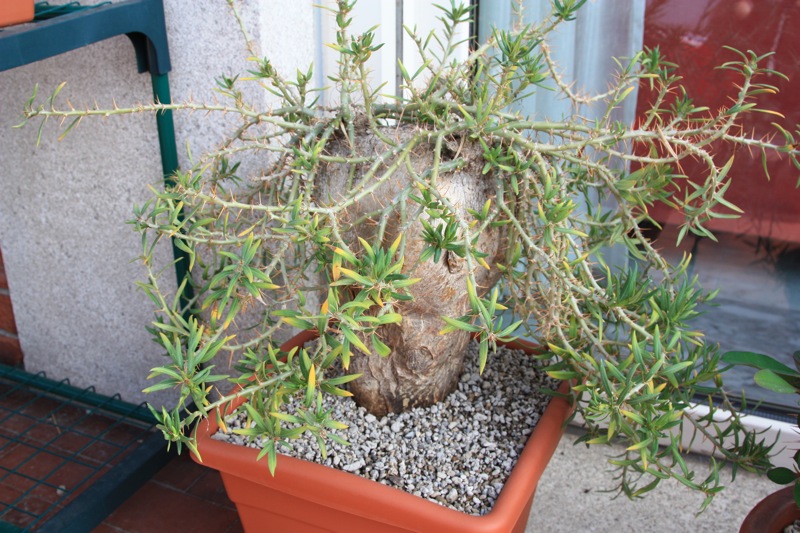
[639,0,800,242]
[0,0,34,27]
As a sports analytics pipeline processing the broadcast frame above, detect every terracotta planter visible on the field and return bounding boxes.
[191,331,572,532]
[740,486,800,533]
[1,0,34,28]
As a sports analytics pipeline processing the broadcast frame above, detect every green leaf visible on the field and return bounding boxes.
[341,326,370,355]
[397,58,411,82]
[546,370,580,380]
[722,351,796,375]
[626,438,652,452]
[270,412,304,425]
[146,366,183,383]
[305,365,316,406]
[323,373,362,386]
[279,316,315,331]
[267,445,278,476]
[357,237,374,259]
[478,339,489,374]
[142,380,178,394]
[439,315,480,334]
[377,313,402,325]
[332,246,359,265]
[620,409,645,425]
[371,334,392,357]
[338,267,373,286]
[767,467,797,485]
[795,480,800,509]
[754,369,797,394]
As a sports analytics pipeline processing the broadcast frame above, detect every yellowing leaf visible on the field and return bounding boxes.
[626,438,652,452]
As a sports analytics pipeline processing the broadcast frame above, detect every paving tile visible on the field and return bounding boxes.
[226,521,245,533]
[21,396,62,419]
[13,450,66,480]
[80,439,123,465]
[49,402,97,430]
[50,431,93,456]
[0,491,52,530]
[0,442,42,477]
[153,454,207,492]
[0,413,36,438]
[97,482,241,533]
[26,479,67,506]
[0,385,33,411]
[1,508,37,530]
[0,378,246,532]
[187,469,237,511]
[0,479,25,509]
[44,460,97,492]
[73,413,117,438]
[89,523,122,533]
[102,423,148,446]
[19,419,62,444]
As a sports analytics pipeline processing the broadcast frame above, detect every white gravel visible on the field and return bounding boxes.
[212,341,558,515]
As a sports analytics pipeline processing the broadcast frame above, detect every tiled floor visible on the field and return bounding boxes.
[0,375,160,531]
[93,454,243,533]
[0,369,242,533]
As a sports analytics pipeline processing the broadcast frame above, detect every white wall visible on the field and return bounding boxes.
[0,0,316,406]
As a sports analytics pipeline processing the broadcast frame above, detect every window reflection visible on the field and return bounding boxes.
[640,0,800,407]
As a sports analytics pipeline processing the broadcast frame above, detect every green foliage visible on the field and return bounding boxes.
[20,0,800,507]
[723,350,800,507]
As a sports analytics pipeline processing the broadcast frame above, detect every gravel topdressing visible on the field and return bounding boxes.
[212,341,559,515]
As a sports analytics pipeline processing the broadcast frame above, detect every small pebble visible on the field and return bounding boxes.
[343,459,365,472]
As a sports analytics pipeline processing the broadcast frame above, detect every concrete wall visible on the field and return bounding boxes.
[0,0,315,406]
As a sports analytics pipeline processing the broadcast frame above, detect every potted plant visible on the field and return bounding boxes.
[19,0,799,530]
[723,350,800,533]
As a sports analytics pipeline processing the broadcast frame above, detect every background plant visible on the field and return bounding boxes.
[19,0,799,508]
[723,350,800,507]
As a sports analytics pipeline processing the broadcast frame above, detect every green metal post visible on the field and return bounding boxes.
[150,72,194,312]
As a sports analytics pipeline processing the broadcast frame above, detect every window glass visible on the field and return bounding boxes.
[638,0,800,408]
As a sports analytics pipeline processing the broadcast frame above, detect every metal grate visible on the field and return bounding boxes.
[0,364,168,532]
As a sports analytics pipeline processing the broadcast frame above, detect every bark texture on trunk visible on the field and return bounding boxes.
[317,122,505,417]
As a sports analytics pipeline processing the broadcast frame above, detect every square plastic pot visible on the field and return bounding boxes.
[192,331,573,533]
